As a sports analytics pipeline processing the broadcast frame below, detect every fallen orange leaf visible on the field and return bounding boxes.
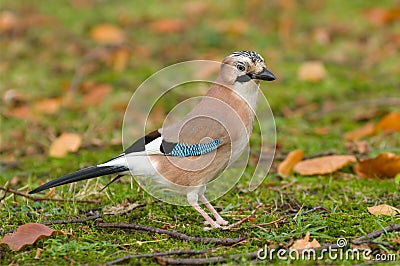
[0,11,18,33]
[149,19,184,34]
[346,140,370,155]
[343,122,375,141]
[90,24,125,44]
[112,48,129,73]
[278,150,303,177]
[354,153,400,179]
[4,105,38,122]
[215,20,249,35]
[0,223,65,251]
[82,84,112,107]
[367,204,400,216]
[294,155,356,176]
[290,231,321,250]
[49,133,82,158]
[374,112,400,134]
[313,127,329,135]
[364,7,400,26]
[33,98,61,114]
[297,61,327,82]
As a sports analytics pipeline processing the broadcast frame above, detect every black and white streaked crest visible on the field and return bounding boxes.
[230,51,264,63]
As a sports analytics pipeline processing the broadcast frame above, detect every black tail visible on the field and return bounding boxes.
[29,165,128,194]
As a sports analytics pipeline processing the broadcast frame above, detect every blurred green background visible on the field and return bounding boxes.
[1,0,399,159]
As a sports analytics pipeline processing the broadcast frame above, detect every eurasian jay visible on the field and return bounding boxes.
[29,51,276,228]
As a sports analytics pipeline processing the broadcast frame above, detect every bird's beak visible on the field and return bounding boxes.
[251,67,276,81]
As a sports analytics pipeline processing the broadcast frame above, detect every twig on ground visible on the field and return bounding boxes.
[97,222,246,245]
[248,217,285,229]
[289,205,327,220]
[351,224,400,245]
[222,203,263,230]
[0,187,101,204]
[245,205,327,230]
[155,251,259,265]
[41,214,103,225]
[106,249,209,265]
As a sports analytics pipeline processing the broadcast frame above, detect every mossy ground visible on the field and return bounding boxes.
[1,0,399,264]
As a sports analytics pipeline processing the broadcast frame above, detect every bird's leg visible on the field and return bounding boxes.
[199,194,228,226]
[187,191,220,228]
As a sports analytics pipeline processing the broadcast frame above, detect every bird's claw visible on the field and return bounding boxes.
[216,218,228,225]
[203,219,229,230]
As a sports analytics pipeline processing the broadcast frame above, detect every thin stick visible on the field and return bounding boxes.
[97,222,246,246]
[156,251,259,265]
[248,217,285,229]
[41,214,103,225]
[0,187,100,204]
[351,224,400,244]
[290,205,327,220]
[106,249,209,265]
[222,203,263,230]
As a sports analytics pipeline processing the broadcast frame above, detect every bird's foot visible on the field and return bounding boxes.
[216,218,228,226]
[203,220,221,228]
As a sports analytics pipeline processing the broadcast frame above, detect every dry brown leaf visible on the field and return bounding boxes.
[364,7,400,26]
[354,153,400,179]
[10,176,19,186]
[82,84,112,107]
[112,48,129,73]
[294,155,356,176]
[313,27,330,45]
[49,133,82,158]
[346,141,370,155]
[34,98,61,114]
[278,150,303,177]
[4,105,37,122]
[149,19,184,34]
[215,20,249,35]
[290,231,321,250]
[342,122,375,141]
[0,223,65,251]
[90,24,125,44]
[374,112,400,134]
[0,11,18,32]
[183,2,209,17]
[313,127,329,135]
[297,61,327,82]
[367,204,400,216]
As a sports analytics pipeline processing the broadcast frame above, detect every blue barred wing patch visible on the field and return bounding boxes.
[166,139,220,157]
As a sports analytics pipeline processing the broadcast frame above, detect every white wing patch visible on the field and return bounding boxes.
[143,136,163,154]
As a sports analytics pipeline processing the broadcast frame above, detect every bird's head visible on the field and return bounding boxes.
[218,51,276,85]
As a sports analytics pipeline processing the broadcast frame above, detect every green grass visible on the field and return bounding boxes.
[1,0,399,264]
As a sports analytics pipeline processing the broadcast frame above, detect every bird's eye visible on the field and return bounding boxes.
[236,64,246,72]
